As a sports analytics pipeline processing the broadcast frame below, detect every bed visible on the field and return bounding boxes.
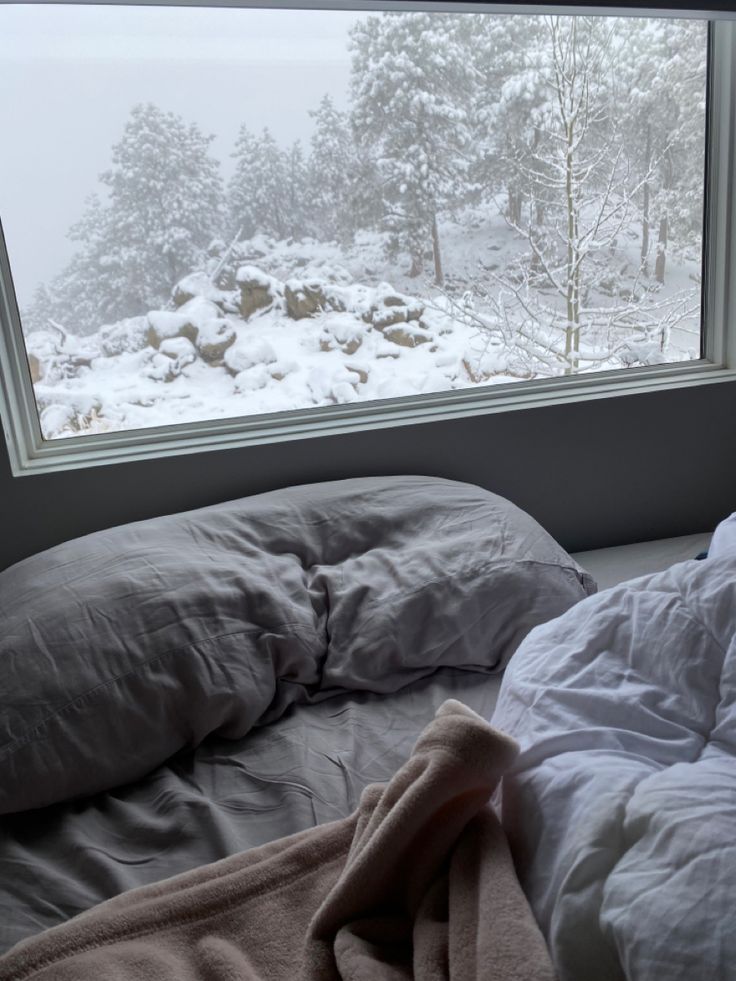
[0,474,725,979]
[0,474,594,960]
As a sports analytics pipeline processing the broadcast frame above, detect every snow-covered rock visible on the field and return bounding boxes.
[224,336,278,374]
[27,353,43,384]
[40,403,77,437]
[195,317,236,364]
[236,266,281,320]
[171,272,230,311]
[364,284,424,330]
[147,298,235,364]
[381,324,432,348]
[159,336,198,374]
[146,310,199,348]
[234,363,270,393]
[320,314,369,355]
[284,278,347,319]
[99,317,149,357]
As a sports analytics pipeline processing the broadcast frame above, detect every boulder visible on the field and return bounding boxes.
[159,336,197,369]
[268,359,298,382]
[382,325,432,349]
[145,337,197,381]
[321,315,367,355]
[224,337,277,375]
[364,285,424,331]
[195,318,236,364]
[284,278,346,320]
[234,363,270,393]
[99,318,149,357]
[145,352,181,383]
[147,298,228,356]
[236,266,280,320]
[345,363,369,386]
[371,307,410,330]
[171,273,228,312]
[27,353,43,384]
[146,311,199,349]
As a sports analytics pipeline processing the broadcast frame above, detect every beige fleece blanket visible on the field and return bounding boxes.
[0,700,555,981]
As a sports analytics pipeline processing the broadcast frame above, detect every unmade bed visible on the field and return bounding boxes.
[0,475,594,959]
[0,474,724,979]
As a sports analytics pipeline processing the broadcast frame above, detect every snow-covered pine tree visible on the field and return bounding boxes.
[470,14,550,232]
[227,126,262,240]
[349,12,475,285]
[618,18,707,283]
[307,94,358,244]
[229,127,306,242]
[285,140,309,241]
[58,103,224,331]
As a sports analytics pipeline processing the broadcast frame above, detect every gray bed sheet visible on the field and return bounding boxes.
[0,667,502,956]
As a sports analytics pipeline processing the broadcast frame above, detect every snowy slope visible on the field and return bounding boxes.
[25,216,700,440]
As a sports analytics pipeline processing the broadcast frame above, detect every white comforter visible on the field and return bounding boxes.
[492,528,736,981]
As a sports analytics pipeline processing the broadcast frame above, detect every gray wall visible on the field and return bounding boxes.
[1,379,735,571]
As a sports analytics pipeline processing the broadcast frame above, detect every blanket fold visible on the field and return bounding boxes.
[0,700,554,981]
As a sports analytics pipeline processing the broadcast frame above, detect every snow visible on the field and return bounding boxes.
[236,265,275,289]
[18,13,706,440]
[21,249,691,439]
[23,205,702,440]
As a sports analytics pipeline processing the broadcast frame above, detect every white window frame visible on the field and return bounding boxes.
[0,1,734,476]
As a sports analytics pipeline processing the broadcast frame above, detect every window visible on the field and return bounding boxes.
[0,2,733,474]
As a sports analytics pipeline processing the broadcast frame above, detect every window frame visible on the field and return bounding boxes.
[0,1,734,476]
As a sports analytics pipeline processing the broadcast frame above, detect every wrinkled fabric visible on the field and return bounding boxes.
[0,475,593,814]
[492,552,736,981]
[0,668,503,955]
[0,701,555,981]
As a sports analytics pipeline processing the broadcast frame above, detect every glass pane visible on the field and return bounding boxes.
[0,5,708,439]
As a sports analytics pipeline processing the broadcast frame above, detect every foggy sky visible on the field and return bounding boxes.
[0,3,362,304]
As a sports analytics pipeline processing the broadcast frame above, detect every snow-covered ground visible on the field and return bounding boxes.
[25,212,701,440]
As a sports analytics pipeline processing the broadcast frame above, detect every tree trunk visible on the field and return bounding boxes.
[641,124,652,273]
[564,122,580,375]
[409,253,423,278]
[431,214,444,287]
[507,187,522,225]
[655,215,668,285]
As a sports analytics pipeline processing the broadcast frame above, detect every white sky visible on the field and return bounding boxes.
[0,3,363,304]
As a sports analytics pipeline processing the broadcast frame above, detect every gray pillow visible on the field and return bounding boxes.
[0,476,595,814]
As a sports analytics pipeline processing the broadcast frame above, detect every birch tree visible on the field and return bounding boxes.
[469,16,699,375]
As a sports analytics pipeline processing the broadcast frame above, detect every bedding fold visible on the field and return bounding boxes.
[0,699,555,981]
[0,474,594,815]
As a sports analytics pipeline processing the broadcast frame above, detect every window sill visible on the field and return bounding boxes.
[3,360,734,476]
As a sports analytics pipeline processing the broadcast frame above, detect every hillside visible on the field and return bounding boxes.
[25,214,700,440]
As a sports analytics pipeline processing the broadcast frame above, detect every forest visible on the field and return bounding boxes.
[19,13,707,438]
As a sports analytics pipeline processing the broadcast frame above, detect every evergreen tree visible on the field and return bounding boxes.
[285,140,309,240]
[229,127,306,242]
[618,18,707,282]
[471,15,550,229]
[27,104,224,334]
[349,12,475,284]
[307,94,357,244]
[80,103,222,328]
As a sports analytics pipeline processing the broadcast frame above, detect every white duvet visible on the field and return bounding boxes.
[492,522,736,981]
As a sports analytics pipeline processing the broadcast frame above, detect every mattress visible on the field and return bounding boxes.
[572,531,711,589]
